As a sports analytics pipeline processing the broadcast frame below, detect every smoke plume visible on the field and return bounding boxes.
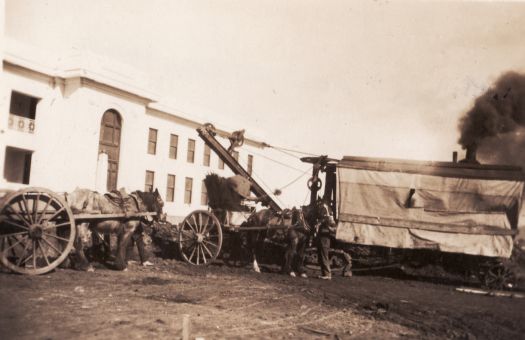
[457,71,525,168]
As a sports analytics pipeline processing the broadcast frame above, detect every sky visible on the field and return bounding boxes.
[5,0,525,179]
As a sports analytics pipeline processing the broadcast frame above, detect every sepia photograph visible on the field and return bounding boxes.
[1,0,525,339]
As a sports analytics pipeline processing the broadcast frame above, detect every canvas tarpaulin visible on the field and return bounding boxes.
[335,167,524,258]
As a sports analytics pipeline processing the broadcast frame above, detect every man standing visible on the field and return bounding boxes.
[316,200,337,280]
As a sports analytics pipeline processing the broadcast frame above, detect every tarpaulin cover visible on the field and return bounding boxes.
[335,166,524,258]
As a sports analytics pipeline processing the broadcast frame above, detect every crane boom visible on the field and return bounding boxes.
[197,125,282,212]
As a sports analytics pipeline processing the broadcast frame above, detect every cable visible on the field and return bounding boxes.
[240,153,288,208]
[271,147,302,160]
[303,190,310,205]
[249,149,307,173]
[277,166,312,192]
[266,144,320,157]
[252,171,286,207]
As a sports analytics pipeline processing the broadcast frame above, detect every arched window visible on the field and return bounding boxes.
[98,110,122,191]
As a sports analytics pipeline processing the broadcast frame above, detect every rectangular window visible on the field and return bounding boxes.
[203,144,211,166]
[247,154,254,175]
[166,174,176,202]
[187,139,195,163]
[145,170,155,192]
[169,134,178,159]
[233,151,239,162]
[10,91,38,119]
[8,91,39,133]
[201,180,208,205]
[184,177,193,204]
[4,146,32,184]
[148,128,157,155]
[218,158,225,170]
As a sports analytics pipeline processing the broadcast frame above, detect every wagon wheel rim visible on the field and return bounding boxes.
[179,210,222,265]
[0,188,76,275]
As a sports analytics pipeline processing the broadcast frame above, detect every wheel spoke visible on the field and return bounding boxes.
[197,213,203,233]
[2,219,29,231]
[37,240,51,267]
[16,239,32,266]
[184,220,197,233]
[32,240,37,269]
[196,244,201,264]
[21,193,34,224]
[183,238,195,250]
[188,244,197,263]
[47,207,66,223]
[2,235,27,255]
[6,236,18,258]
[202,214,210,231]
[201,246,207,264]
[37,197,54,224]
[16,200,33,226]
[203,240,219,249]
[33,194,40,225]
[191,214,198,232]
[5,205,32,228]
[201,242,214,258]
[44,221,73,230]
[21,251,34,265]
[41,236,62,255]
[202,215,210,234]
[180,234,195,242]
[42,231,70,243]
[180,238,195,247]
[0,231,28,239]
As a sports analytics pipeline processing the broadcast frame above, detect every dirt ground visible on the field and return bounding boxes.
[1,256,525,340]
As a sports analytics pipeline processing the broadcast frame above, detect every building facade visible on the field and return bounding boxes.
[0,39,271,221]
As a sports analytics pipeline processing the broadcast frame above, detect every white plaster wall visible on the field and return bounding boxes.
[141,110,232,219]
[2,65,59,189]
[80,84,147,193]
[1,63,310,220]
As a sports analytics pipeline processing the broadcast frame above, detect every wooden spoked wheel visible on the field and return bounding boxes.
[179,210,222,265]
[0,188,76,275]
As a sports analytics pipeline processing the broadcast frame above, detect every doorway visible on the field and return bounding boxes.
[98,110,122,191]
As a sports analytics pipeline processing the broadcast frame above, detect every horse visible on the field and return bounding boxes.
[239,206,314,276]
[65,188,163,271]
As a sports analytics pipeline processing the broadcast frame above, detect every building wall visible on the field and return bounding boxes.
[1,57,275,220]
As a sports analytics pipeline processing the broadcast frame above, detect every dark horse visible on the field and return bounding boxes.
[66,188,163,271]
[240,206,314,276]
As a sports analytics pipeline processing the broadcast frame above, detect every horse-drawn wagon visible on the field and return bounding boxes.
[176,125,309,268]
[0,187,160,275]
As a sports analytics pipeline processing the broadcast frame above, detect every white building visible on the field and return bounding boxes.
[0,37,298,221]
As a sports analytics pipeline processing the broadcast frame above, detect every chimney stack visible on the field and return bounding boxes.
[460,144,480,164]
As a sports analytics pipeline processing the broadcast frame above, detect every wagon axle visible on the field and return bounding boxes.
[28,223,45,239]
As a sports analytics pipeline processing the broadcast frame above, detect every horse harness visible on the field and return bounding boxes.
[104,190,142,219]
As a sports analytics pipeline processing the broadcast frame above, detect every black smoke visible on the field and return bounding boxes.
[458,71,525,167]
